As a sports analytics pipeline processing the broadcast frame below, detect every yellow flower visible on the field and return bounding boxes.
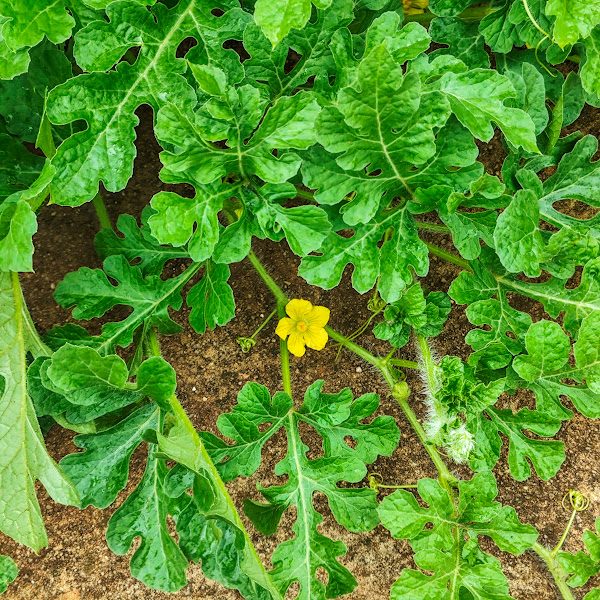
[275,299,330,357]
[403,0,428,14]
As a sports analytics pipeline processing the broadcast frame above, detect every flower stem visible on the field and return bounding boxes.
[532,543,576,600]
[92,193,113,231]
[388,358,421,369]
[252,309,277,340]
[424,240,473,272]
[146,329,282,600]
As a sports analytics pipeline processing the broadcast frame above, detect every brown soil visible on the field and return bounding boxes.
[3,104,600,600]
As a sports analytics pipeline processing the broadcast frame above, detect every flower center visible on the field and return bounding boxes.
[296,320,308,332]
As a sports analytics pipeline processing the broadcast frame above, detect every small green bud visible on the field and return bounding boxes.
[236,337,256,353]
[393,381,410,400]
[368,292,386,313]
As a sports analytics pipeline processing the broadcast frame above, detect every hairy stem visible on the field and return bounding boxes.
[533,543,577,600]
[92,193,113,231]
[246,248,457,488]
[146,329,282,600]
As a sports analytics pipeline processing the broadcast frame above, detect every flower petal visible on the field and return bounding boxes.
[305,325,328,351]
[308,305,330,328]
[275,317,295,339]
[286,299,313,321]
[287,332,306,357]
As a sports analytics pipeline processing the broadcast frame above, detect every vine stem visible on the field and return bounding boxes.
[146,328,283,600]
[246,249,457,488]
[92,193,113,230]
[424,241,472,272]
[532,543,576,600]
[403,5,492,24]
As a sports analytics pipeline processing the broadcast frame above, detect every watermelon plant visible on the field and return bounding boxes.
[1,0,600,598]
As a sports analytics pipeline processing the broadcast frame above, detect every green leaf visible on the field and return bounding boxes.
[558,518,600,587]
[157,411,281,599]
[149,181,234,263]
[0,271,79,551]
[42,344,176,420]
[299,204,429,303]
[374,283,451,348]
[254,0,332,47]
[54,254,199,352]
[0,28,29,79]
[428,0,479,16]
[47,0,250,205]
[429,17,489,68]
[512,319,600,419]
[205,380,399,600]
[546,0,600,47]
[156,77,320,186]
[0,197,37,272]
[493,189,545,277]
[95,208,189,277]
[106,446,190,592]
[469,407,565,481]
[0,40,73,143]
[433,69,539,152]
[0,555,17,594]
[0,0,74,51]
[187,261,235,334]
[581,26,600,95]
[60,404,160,508]
[378,472,537,599]
[0,134,44,204]
[243,0,353,100]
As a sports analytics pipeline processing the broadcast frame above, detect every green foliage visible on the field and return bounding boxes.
[378,472,538,600]
[559,518,600,588]
[202,380,399,600]
[0,555,17,594]
[3,2,600,599]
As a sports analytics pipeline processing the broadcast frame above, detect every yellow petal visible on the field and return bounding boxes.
[287,332,306,357]
[307,305,330,328]
[286,299,313,321]
[275,317,295,339]
[305,325,328,351]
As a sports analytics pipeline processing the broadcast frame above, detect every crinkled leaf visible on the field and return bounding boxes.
[512,319,600,419]
[430,17,489,68]
[47,0,250,205]
[60,403,160,508]
[0,134,44,203]
[0,271,79,551]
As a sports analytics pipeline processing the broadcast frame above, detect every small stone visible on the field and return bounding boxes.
[192,386,197,392]
[356,366,362,373]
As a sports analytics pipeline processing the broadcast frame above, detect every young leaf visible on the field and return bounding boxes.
[187,261,235,334]
[378,472,537,599]
[0,271,79,551]
[253,0,331,47]
[0,555,17,594]
[546,0,600,47]
[204,380,400,600]
[558,518,600,587]
[47,0,250,205]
